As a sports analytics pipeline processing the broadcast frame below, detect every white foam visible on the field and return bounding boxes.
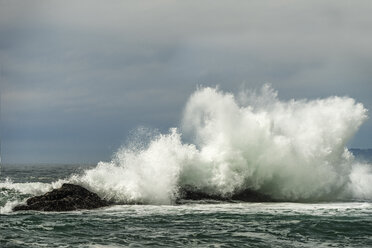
[0,200,23,214]
[0,178,66,196]
[348,163,372,200]
[66,85,370,204]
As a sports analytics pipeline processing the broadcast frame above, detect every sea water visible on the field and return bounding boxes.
[1,163,372,247]
[1,86,372,247]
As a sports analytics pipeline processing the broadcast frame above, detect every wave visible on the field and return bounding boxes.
[2,85,372,206]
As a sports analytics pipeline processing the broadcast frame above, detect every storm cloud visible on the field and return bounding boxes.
[1,0,372,163]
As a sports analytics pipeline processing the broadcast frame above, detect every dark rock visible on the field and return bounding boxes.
[179,189,226,201]
[13,183,110,212]
[178,186,274,202]
[231,188,274,202]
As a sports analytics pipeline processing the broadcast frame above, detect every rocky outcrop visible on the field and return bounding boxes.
[13,183,275,212]
[13,183,109,212]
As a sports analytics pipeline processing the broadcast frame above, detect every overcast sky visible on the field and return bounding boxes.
[1,0,372,164]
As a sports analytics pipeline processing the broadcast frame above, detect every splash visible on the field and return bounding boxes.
[66,85,370,204]
[0,178,66,213]
[2,85,371,205]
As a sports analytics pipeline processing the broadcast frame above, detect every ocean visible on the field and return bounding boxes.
[1,163,372,247]
[1,87,372,247]
[0,164,371,248]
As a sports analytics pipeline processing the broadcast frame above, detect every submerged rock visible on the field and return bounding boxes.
[13,183,109,212]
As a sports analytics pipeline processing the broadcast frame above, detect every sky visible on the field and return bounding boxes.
[1,0,372,164]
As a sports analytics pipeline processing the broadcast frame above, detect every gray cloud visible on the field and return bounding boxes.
[1,0,372,163]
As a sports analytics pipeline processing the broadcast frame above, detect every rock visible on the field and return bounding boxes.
[13,183,110,212]
[178,186,274,202]
[231,188,274,202]
[179,189,226,201]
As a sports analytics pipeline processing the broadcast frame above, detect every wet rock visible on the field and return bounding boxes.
[13,183,110,212]
[231,188,275,202]
[179,186,274,202]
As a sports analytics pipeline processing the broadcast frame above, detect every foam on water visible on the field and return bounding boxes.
[0,178,67,213]
[0,178,60,196]
[1,85,371,205]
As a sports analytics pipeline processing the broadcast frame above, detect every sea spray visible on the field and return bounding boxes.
[0,178,66,213]
[181,85,366,200]
[1,85,371,205]
[348,163,372,200]
[67,85,370,203]
[70,129,197,204]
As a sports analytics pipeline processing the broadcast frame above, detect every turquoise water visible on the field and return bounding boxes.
[1,164,372,247]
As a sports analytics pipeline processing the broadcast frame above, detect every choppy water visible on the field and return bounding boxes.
[1,164,372,248]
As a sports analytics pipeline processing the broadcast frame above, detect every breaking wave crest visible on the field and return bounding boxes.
[2,85,372,205]
[68,85,371,204]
